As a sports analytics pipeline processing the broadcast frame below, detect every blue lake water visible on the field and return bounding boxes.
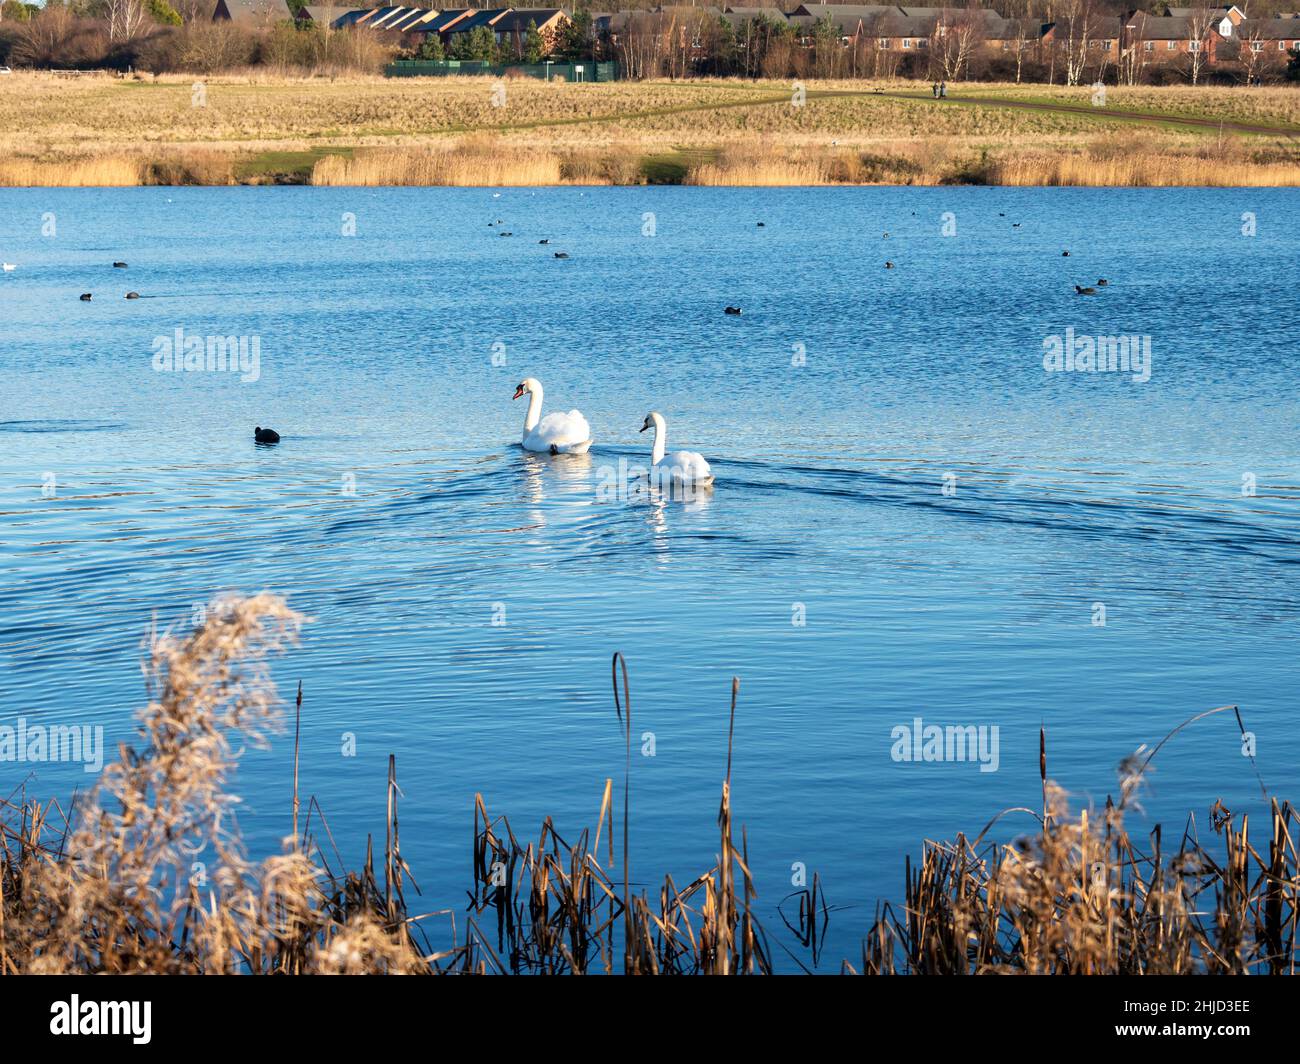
[1,186,1297,969]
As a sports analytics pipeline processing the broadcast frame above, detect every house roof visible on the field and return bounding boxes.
[982,15,1051,40]
[212,0,294,23]
[1236,17,1300,38]
[420,9,475,31]
[869,13,939,36]
[445,7,510,31]
[1123,13,1212,38]
[332,8,381,27]
[1167,5,1239,16]
[592,11,632,32]
[724,5,788,18]
[492,9,567,33]
[386,8,443,29]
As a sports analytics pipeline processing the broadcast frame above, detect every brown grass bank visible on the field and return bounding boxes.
[4,73,1300,187]
[1,595,1295,974]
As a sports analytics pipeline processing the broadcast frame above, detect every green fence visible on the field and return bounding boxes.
[385,60,620,82]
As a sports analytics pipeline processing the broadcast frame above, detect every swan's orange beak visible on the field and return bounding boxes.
[512,385,526,400]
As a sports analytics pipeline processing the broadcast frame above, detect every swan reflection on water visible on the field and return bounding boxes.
[512,448,598,532]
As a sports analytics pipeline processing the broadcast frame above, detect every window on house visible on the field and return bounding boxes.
[903,38,911,47]
[1143,40,1154,49]
[878,38,889,48]
[1251,40,1263,51]
[1189,39,1200,51]
[1167,39,1177,49]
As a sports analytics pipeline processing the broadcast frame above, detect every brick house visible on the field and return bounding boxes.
[1121,12,1223,62]
[489,9,570,54]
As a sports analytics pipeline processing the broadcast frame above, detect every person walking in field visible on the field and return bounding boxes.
[931,82,939,98]
[939,81,947,98]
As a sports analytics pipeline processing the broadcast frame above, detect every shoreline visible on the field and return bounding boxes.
[6,139,1300,187]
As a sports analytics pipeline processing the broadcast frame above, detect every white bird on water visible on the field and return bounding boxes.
[2,263,15,271]
[513,377,592,455]
[640,411,714,489]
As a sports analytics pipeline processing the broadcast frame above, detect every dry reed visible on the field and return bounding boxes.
[312,142,563,187]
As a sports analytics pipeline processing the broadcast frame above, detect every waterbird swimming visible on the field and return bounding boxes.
[724,306,742,315]
[125,292,140,299]
[254,426,280,444]
[553,252,569,259]
[79,293,92,301]
[513,378,591,455]
[640,411,714,490]
[1075,285,1097,295]
[112,261,127,268]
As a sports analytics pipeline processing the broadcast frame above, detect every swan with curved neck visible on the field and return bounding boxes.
[640,411,713,490]
[512,378,592,455]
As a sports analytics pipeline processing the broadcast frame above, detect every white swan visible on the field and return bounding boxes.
[640,411,714,489]
[513,377,592,454]
[1,263,15,271]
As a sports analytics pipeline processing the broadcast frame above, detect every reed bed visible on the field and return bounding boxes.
[687,144,831,187]
[0,156,144,187]
[987,149,1300,186]
[310,140,649,186]
[312,143,563,187]
[0,150,238,188]
[1,594,1295,975]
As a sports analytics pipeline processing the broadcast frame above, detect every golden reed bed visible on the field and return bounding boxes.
[4,136,1299,187]
[2,594,1296,974]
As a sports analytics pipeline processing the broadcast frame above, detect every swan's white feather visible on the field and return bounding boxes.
[522,409,591,452]
[655,450,712,483]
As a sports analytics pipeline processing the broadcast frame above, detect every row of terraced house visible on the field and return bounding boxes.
[212,0,572,52]
[741,4,1300,66]
[211,0,1300,71]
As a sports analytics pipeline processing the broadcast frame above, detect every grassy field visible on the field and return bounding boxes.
[3,71,1299,185]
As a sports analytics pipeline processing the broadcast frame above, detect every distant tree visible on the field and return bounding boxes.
[0,0,37,20]
[145,0,181,26]
[1287,45,1300,81]
[557,7,592,60]
[712,14,738,75]
[450,24,496,62]
[1183,5,1215,84]
[415,31,442,60]
[523,19,543,62]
